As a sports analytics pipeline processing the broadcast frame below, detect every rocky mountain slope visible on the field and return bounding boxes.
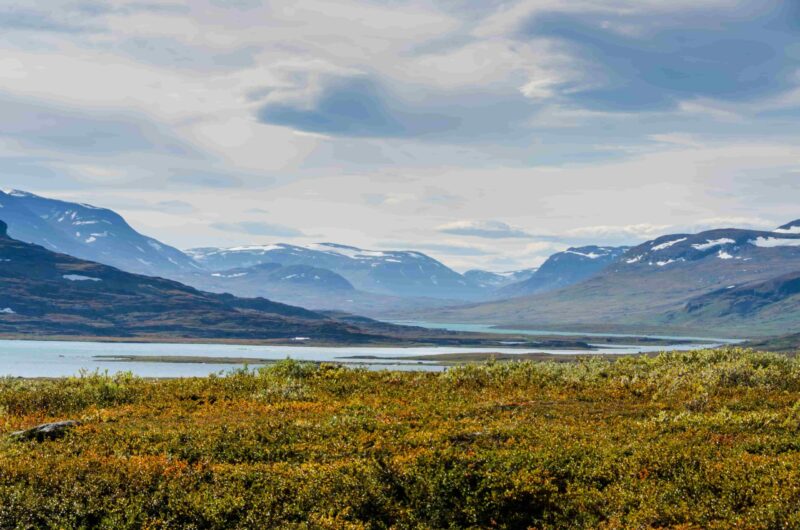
[497,246,630,298]
[0,189,198,278]
[662,270,800,336]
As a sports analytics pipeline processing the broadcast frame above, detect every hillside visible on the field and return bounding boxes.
[0,189,198,278]
[0,220,377,341]
[497,245,629,298]
[662,270,800,336]
[421,226,800,337]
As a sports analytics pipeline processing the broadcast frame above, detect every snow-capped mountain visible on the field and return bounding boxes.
[776,219,800,234]
[189,261,465,316]
[620,228,800,269]
[187,242,485,300]
[0,189,199,278]
[462,268,538,289]
[208,263,355,292]
[498,245,630,298]
[421,221,800,337]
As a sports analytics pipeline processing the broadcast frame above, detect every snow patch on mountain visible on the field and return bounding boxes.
[63,274,102,282]
[564,250,601,259]
[692,238,735,251]
[651,238,687,251]
[751,237,800,248]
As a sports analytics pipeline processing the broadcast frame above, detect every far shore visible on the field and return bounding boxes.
[91,351,646,367]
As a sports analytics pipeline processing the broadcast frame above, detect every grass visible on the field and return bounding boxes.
[3,348,800,528]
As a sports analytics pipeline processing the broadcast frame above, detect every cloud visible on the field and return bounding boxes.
[564,216,779,244]
[684,217,777,233]
[257,74,534,139]
[438,220,533,239]
[0,6,98,33]
[210,221,305,238]
[168,170,244,188]
[566,224,673,241]
[0,94,195,157]
[519,2,798,111]
[112,38,261,72]
[258,76,459,138]
[154,200,196,214]
[378,241,492,257]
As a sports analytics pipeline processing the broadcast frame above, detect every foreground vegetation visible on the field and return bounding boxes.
[3,349,800,528]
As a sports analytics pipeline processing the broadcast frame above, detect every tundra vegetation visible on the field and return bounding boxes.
[3,348,800,528]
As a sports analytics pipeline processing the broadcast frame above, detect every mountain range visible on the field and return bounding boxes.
[422,223,800,338]
[6,189,800,343]
[0,219,583,348]
[0,190,614,313]
[0,218,360,341]
[0,189,198,278]
[495,246,630,299]
[186,243,488,301]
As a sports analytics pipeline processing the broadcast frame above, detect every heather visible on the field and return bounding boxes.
[3,349,800,528]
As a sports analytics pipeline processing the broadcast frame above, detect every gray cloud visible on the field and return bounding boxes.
[0,7,99,33]
[378,241,492,257]
[258,75,533,140]
[211,221,306,237]
[0,94,197,157]
[438,220,533,239]
[112,38,261,72]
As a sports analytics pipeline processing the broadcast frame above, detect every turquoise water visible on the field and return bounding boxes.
[390,321,743,344]
[0,322,733,377]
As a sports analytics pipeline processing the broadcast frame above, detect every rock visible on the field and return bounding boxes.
[10,420,79,442]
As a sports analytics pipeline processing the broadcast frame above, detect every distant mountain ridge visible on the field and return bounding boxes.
[0,219,369,341]
[1,190,564,313]
[497,245,630,298]
[462,268,538,289]
[0,221,573,348]
[0,189,198,278]
[187,242,487,300]
[420,222,800,338]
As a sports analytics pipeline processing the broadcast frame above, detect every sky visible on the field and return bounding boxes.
[0,0,798,271]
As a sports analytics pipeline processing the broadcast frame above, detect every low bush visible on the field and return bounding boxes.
[2,348,800,528]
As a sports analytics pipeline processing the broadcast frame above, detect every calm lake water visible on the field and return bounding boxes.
[0,322,739,378]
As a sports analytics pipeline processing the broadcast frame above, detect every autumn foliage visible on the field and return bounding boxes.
[3,349,800,528]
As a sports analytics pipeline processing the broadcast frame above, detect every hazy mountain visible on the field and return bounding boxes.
[420,224,800,337]
[209,263,356,291]
[0,220,569,348]
[497,246,630,298]
[462,268,538,289]
[0,219,377,341]
[187,243,485,300]
[0,189,199,278]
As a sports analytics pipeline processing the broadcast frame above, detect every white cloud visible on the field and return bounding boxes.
[437,220,532,239]
[0,0,796,272]
[566,224,672,240]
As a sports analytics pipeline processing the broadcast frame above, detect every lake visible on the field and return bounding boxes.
[0,323,739,378]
